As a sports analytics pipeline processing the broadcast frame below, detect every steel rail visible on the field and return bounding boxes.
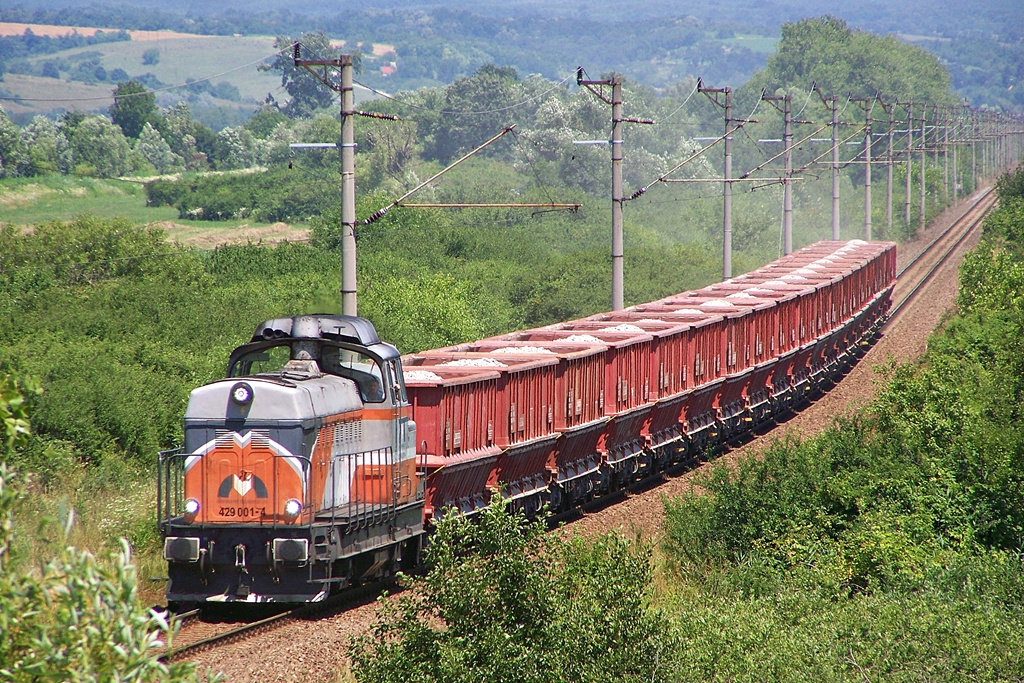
[887,187,996,323]
[161,578,394,663]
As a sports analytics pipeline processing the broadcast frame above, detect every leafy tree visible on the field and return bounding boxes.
[259,32,340,118]
[158,102,209,171]
[423,64,524,164]
[751,15,955,103]
[20,115,62,176]
[350,496,677,683]
[110,79,157,139]
[244,106,289,138]
[69,116,132,177]
[142,47,159,66]
[214,126,265,170]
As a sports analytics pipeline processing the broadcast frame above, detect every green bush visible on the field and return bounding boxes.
[144,168,335,222]
[0,380,203,682]
[659,166,1024,679]
[351,497,677,683]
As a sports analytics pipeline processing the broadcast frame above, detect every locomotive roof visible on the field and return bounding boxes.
[250,314,381,346]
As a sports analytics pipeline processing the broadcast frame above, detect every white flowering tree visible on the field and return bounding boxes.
[136,122,184,175]
[0,107,27,178]
[69,116,132,178]
[20,116,64,176]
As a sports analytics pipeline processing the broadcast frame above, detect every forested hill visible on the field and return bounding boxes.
[1,0,1020,111]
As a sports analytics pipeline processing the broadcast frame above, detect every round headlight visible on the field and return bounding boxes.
[184,498,200,516]
[230,382,254,406]
[284,499,302,518]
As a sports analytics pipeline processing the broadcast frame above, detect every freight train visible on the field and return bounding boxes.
[159,239,896,604]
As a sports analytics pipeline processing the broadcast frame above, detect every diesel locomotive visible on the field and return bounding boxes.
[159,315,423,604]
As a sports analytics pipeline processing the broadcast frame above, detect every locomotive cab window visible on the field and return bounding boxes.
[230,345,291,377]
[320,346,387,403]
[388,359,407,403]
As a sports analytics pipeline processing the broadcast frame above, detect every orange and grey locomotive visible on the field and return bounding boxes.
[159,315,422,604]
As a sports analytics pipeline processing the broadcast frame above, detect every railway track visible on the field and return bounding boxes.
[161,580,392,663]
[166,188,996,666]
[887,187,996,324]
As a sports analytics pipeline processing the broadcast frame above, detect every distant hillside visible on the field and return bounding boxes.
[1,1,1018,119]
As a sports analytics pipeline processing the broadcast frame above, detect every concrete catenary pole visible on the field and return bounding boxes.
[885,101,894,237]
[920,106,927,233]
[863,97,872,241]
[699,80,734,277]
[783,94,793,254]
[611,76,624,310]
[904,101,913,231]
[943,107,950,205]
[339,55,357,316]
[723,86,733,277]
[831,96,840,240]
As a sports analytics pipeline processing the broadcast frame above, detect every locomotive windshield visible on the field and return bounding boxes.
[228,341,387,403]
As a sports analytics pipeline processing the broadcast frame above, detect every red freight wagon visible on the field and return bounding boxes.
[725,284,807,403]
[409,352,559,448]
[407,352,561,513]
[443,339,611,502]
[441,341,607,429]
[675,295,776,434]
[542,318,694,455]
[544,319,692,401]
[401,364,503,518]
[622,303,728,445]
[488,329,655,416]
[480,329,655,484]
[575,313,702,449]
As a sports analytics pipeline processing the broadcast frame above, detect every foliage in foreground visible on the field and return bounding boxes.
[0,380,203,682]
[350,498,677,683]
[660,167,1024,679]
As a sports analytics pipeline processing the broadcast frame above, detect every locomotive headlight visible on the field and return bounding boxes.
[284,499,302,519]
[230,381,254,406]
[183,498,200,522]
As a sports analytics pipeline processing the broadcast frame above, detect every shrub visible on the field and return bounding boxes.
[350,497,677,683]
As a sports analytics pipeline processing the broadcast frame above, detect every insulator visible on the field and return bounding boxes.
[365,207,390,224]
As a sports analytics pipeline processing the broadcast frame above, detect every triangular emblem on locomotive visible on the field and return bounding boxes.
[233,473,253,496]
[217,471,269,498]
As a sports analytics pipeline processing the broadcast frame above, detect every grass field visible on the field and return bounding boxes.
[3,26,400,123]
[0,176,177,226]
[0,176,314,243]
[1,73,117,117]
[3,33,283,121]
